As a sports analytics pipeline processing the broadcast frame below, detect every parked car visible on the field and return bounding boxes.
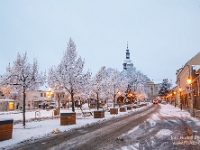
[161,101,166,105]
[66,102,72,108]
[49,102,56,109]
[153,99,158,104]
[107,100,114,108]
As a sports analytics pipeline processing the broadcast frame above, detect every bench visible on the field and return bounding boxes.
[79,104,93,117]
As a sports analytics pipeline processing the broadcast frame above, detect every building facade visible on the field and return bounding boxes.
[146,78,161,101]
[19,90,67,109]
[176,52,200,114]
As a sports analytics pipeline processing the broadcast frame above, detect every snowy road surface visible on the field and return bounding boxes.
[1,104,200,150]
[106,104,200,150]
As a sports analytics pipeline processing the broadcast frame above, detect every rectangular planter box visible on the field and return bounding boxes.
[127,106,132,110]
[60,113,76,125]
[120,107,126,112]
[94,110,105,118]
[0,119,13,141]
[110,108,118,114]
[54,110,58,116]
[132,106,137,109]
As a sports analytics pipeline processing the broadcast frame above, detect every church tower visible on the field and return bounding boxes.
[126,43,130,59]
[123,43,133,70]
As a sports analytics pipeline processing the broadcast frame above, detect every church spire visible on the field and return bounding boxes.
[126,42,130,59]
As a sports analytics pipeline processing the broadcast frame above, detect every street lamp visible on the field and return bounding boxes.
[173,91,177,107]
[187,77,192,84]
[46,89,54,101]
[179,87,182,110]
[186,64,194,116]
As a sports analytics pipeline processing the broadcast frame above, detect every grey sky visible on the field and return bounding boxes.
[0,0,200,85]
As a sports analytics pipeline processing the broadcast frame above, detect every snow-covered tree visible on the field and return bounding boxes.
[105,68,128,107]
[158,79,172,97]
[48,38,91,113]
[120,68,148,102]
[0,85,20,100]
[90,66,107,110]
[0,85,12,98]
[0,52,46,126]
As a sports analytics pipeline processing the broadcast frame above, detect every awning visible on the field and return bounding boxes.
[0,99,15,102]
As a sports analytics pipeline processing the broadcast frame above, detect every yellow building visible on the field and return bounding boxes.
[0,99,15,111]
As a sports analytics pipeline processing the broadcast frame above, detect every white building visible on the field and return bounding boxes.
[19,90,67,109]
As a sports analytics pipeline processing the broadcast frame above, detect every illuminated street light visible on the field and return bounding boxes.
[46,89,54,100]
[187,77,192,84]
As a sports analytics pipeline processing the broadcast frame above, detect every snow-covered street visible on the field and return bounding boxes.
[114,104,200,150]
[1,104,200,150]
[0,106,147,149]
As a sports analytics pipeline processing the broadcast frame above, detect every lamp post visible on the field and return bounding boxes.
[179,87,182,110]
[186,64,194,116]
[174,91,176,107]
[113,84,121,108]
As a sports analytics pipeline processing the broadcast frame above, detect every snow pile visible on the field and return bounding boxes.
[159,104,191,118]
[156,129,173,138]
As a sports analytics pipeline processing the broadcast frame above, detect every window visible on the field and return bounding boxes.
[52,94,54,98]
[41,93,43,97]
[63,94,64,98]
[151,87,153,95]
[44,93,46,97]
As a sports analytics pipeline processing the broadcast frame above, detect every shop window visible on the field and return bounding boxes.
[8,102,14,110]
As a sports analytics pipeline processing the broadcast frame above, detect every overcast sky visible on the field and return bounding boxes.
[0,0,200,86]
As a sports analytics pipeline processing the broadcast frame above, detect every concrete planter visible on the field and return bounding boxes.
[110,108,118,115]
[60,112,76,125]
[0,119,13,141]
[94,110,105,118]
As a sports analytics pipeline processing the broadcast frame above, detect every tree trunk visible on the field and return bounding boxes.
[57,94,60,115]
[97,93,99,110]
[23,87,26,127]
[113,94,116,108]
[113,85,115,108]
[71,92,75,112]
